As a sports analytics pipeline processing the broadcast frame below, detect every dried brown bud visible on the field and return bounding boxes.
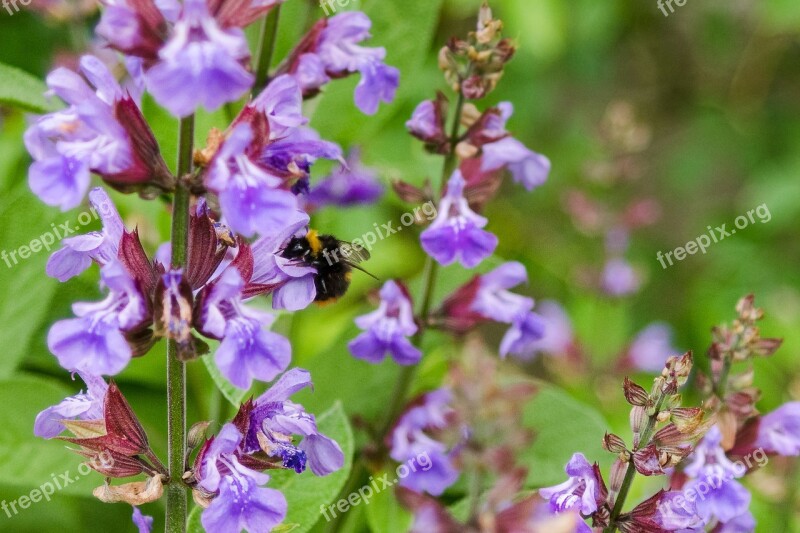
[93,474,165,505]
[456,141,479,160]
[194,127,225,167]
[753,337,782,357]
[670,407,705,434]
[623,377,649,406]
[603,433,628,454]
[391,179,433,205]
[661,351,693,390]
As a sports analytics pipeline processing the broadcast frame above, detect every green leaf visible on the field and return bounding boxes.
[186,505,204,533]
[0,62,55,113]
[0,375,108,497]
[271,524,300,532]
[271,402,354,532]
[201,353,249,407]
[0,183,61,379]
[522,384,610,487]
[364,469,413,533]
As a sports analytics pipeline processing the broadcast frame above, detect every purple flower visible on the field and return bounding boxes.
[145,0,253,117]
[34,372,108,438]
[539,453,602,515]
[249,74,307,139]
[96,0,175,61]
[24,57,131,210]
[499,311,547,360]
[306,150,384,208]
[46,188,124,282]
[516,300,574,357]
[717,511,756,533]
[353,60,400,115]
[24,55,172,210]
[132,507,153,533]
[652,491,705,531]
[290,12,399,115]
[348,280,422,365]
[249,210,317,310]
[48,260,147,375]
[480,136,550,191]
[196,268,291,389]
[683,427,751,526]
[755,402,800,456]
[198,424,287,533]
[258,126,343,190]
[420,170,498,268]
[390,389,459,496]
[601,258,640,297]
[466,101,550,191]
[627,323,680,372]
[470,262,533,323]
[406,99,444,144]
[244,368,345,476]
[205,124,299,238]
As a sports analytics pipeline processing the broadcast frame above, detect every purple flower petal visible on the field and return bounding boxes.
[299,433,345,476]
[132,507,153,533]
[420,171,497,268]
[145,0,253,117]
[756,402,800,456]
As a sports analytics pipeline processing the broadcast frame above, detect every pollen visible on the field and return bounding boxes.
[306,229,322,254]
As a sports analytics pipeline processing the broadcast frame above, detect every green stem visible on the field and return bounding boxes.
[467,467,484,524]
[376,89,465,436]
[165,115,194,533]
[714,356,732,399]
[604,391,667,533]
[254,6,282,93]
[328,90,467,533]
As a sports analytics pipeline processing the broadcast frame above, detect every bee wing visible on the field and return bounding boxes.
[337,241,371,264]
[337,241,378,280]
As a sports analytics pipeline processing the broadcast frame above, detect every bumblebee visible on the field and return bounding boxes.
[280,229,377,303]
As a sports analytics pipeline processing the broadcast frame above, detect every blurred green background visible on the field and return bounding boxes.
[1,0,799,531]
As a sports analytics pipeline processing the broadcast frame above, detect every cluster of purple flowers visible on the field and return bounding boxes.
[192,369,343,531]
[26,0,401,530]
[388,389,460,495]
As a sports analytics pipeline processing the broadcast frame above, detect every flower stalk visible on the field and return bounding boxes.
[254,6,282,93]
[165,114,194,533]
[604,390,667,533]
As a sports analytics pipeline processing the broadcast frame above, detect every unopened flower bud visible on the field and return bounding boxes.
[188,421,211,450]
[623,377,649,406]
[603,433,628,454]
